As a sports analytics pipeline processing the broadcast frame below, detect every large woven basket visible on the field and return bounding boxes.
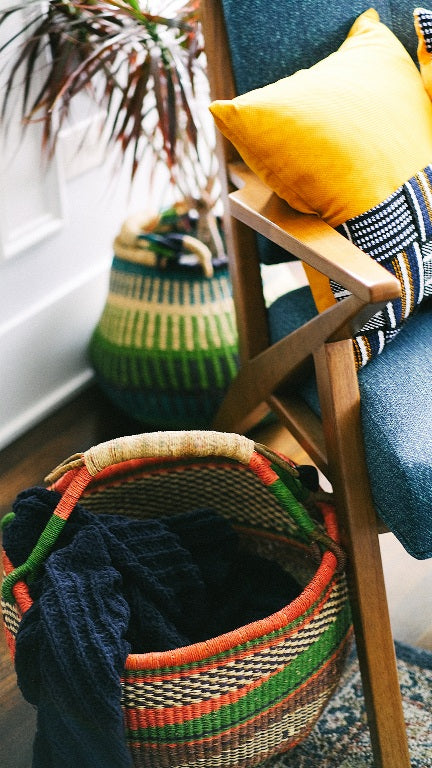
[89,204,239,429]
[2,431,352,768]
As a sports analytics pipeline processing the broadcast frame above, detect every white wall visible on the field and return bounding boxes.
[0,74,161,451]
[0,137,137,450]
[0,3,201,451]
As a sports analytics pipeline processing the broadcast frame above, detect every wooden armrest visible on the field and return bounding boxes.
[228,162,401,305]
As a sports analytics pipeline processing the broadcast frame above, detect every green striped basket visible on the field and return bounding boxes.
[2,430,352,768]
[89,204,239,428]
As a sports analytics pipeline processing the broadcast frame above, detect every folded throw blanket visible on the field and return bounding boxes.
[3,487,301,768]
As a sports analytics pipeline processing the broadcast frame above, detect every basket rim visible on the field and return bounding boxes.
[2,501,341,671]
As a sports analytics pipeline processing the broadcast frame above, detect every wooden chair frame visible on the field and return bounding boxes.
[201,2,411,767]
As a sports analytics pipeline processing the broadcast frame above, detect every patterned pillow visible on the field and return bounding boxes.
[414,7,432,98]
[332,166,432,368]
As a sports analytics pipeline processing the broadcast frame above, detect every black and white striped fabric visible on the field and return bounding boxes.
[331,164,432,368]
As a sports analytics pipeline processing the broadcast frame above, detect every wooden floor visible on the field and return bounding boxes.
[1,386,431,767]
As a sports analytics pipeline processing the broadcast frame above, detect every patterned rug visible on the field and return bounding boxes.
[266,642,432,768]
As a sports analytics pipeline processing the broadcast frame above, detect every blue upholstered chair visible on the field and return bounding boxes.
[201,2,432,766]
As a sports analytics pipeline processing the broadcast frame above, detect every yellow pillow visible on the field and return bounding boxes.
[414,7,432,98]
[210,9,432,310]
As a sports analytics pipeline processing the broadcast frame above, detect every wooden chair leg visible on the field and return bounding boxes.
[224,216,270,363]
[314,340,411,768]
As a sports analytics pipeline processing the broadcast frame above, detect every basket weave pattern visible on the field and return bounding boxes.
[2,431,352,768]
[89,209,239,429]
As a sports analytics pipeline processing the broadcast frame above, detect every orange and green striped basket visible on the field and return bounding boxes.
[1,430,352,768]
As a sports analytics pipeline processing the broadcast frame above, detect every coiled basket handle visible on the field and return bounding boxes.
[114,211,215,278]
[2,430,344,603]
[46,431,256,481]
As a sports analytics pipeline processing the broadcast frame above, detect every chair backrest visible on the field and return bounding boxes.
[220,0,419,96]
[206,1,421,268]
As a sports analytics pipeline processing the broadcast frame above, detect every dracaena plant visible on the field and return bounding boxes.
[0,0,219,207]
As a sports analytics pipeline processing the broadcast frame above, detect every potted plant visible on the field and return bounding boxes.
[0,0,218,207]
[0,0,238,429]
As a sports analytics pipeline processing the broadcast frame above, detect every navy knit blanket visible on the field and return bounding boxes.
[3,487,301,768]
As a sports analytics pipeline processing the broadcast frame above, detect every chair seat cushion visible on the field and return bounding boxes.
[268,287,432,559]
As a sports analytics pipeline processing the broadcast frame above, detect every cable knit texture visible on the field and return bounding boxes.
[3,487,301,768]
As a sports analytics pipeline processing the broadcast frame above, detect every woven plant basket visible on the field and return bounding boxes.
[2,431,352,768]
[89,203,239,429]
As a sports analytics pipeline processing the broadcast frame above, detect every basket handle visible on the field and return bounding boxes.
[45,431,257,483]
[115,210,215,278]
[2,431,343,603]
